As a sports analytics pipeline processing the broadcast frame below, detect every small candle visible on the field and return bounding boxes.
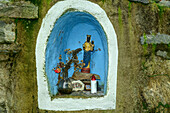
[91,75,97,93]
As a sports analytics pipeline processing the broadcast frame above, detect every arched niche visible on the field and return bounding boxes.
[36,0,118,111]
[46,11,108,96]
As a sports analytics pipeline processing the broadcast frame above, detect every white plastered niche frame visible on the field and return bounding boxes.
[36,0,118,111]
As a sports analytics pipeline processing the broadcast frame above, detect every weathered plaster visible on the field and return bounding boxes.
[36,0,118,111]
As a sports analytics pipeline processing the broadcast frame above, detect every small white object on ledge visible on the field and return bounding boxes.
[91,75,97,93]
[72,80,84,91]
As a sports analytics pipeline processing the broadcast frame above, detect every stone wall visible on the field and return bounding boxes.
[0,1,38,112]
[0,0,169,113]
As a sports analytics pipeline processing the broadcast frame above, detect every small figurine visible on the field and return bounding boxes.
[81,35,94,73]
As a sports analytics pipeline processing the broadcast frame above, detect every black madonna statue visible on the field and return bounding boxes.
[81,35,94,73]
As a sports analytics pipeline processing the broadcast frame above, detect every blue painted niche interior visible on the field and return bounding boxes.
[45,11,108,96]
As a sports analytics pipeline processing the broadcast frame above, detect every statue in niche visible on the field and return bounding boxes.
[81,35,94,73]
[53,35,101,95]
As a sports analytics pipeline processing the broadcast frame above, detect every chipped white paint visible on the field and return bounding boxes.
[36,0,118,111]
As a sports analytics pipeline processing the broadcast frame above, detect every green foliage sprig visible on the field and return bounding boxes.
[147,74,169,77]
[143,101,170,113]
[143,33,148,55]
[101,0,105,3]
[118,7,122,29]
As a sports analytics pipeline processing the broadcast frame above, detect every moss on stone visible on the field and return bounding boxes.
[156,4,168,19]
[128,1,132,17]
[101,0,105,3]
[8,0,52,112]
[151,43,156,54]
[143,33,148,55]
[151,2,158,12]
[14,19,18,43]
[118,7,122,29]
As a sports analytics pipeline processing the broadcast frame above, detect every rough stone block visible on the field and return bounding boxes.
[143,76,170,109]
[156,50,170,59]
[129,0,149,4]
[140,33,170,45]
[0,102,6,113]
[143,56,170,76]
[159,1,170,7]
[0,54,9,61]
[0,44,21,53]
[0,0,9,2]
[0,67,9,113]
[0,20,15,43]
[0,1,38,19]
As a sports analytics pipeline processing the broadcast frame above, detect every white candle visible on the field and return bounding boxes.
[91,75,97,93]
